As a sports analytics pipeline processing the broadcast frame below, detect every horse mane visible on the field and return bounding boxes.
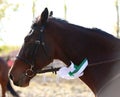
[48,17,116,40]
[32,14,115,41]
[30,14,117,43]
[91,28,116,38]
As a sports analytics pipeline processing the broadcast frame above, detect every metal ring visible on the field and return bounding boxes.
[25,66,35,78]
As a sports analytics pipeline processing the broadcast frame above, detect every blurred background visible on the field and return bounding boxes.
[0,0,120,97]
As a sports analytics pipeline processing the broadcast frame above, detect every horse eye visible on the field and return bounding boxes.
[24,34,30,43]
[24,36,29,43]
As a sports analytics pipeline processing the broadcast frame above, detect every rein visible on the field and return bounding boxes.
[36,57,120,74]
[22,57,120,75]
[89,57,120,67]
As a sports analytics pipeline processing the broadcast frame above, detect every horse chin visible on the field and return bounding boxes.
[13,80,30,87]
[11,75,31,87]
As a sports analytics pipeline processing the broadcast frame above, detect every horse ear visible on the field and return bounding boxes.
[49,11,53,17]
[40,8,48,25]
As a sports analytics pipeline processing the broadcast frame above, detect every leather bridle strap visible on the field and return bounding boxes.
[89,57,120,67]
[36,57,120,74]
[17,25,46,67]
[16,25,52,77]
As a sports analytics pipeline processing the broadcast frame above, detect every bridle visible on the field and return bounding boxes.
[16,24,56,78]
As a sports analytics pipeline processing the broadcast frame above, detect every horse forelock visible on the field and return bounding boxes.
[32,16,41,24]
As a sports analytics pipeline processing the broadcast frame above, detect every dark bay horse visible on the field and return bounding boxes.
[10,8,120,97]
[0,57,19,97]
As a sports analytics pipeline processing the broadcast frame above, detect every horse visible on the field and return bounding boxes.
[0,57,19,97]
[9,8,120,97]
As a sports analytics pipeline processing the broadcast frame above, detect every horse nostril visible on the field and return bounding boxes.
[9,74,14,80]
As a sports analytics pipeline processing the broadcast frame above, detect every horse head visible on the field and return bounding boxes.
[10,8,56,87]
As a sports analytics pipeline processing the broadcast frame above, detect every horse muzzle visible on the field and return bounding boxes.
[9,72,30,87]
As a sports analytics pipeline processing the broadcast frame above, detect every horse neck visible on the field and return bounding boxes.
[50,23,120,95]
[52,24,120,65]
